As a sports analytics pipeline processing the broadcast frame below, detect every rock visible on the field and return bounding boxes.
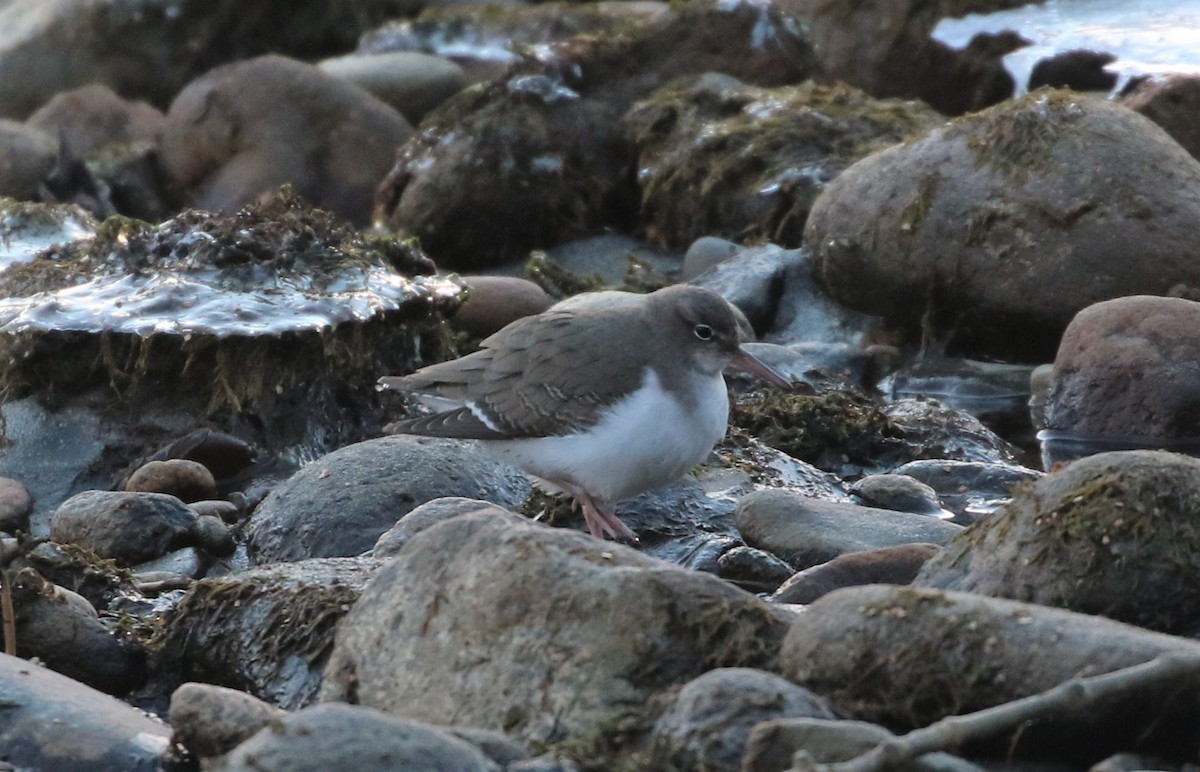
[734,488,961,570]
[849,473,945,516]
[161,557,383,709]
[143,428,257,483]
[648,667,834,771]
[892,459,1041,522]
[159,55,413,226]
[742,717,982,772]
[450,276,553,338]
[50,490,197,566]
[124,459,218,502]
[771,543,940,604]
[783,0,1020,115]
[375,0,821,268]
[0,475,33,533]
[321,512,790,763]
[1028,49,1118,92]
[132,547,206,580]
[690,244,873,343]
[806,91,1200,360]
[247,435,530,563]
[780,585,1200,760]
[624,78,941,251]
[715,545,797,593]
[541,233,682,286]
[190,499,242,523]
[916,450,1200,635]
[25,83,163,155]
[443,728,531,767]
[189,514,236,558]
[10,568,143,694]
[372,497,512,558]
[168,682,287,759]
[1042,296,1200,442]
[681,236,741,281]
[1122,74,1200,160]
[319,51,469,124]
[0,652,170,771]
[212,703,500,772]
[508,756,582,772]
[885,398,1019,466]
[0,119,56,199]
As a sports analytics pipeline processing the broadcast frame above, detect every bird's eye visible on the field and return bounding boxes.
[694,323,714,341]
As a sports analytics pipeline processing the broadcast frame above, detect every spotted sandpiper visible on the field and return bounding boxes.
[380,284,792,541]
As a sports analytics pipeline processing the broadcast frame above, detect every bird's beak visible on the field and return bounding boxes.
[727,348,794,390]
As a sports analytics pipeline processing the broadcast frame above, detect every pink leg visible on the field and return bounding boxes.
[563,486,639,543]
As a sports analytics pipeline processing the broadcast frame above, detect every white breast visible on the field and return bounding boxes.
[484,368,729,503]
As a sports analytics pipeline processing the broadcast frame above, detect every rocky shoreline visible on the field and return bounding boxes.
[2,0,1200,770]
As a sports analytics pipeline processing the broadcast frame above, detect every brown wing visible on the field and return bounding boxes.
[381,306,653,439]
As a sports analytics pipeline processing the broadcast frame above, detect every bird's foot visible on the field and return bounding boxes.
[579,498,639,544]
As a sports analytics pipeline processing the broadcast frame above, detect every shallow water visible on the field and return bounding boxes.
[934,0,1200,95]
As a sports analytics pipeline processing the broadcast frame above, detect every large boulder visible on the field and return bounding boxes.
[805,91,1200,360]
[321,512,792,763]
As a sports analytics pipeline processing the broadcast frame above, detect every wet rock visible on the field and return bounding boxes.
[124,459,217,502]
[508,756,582,772]
[690,244,874,344]
[357,1,671,82]
[681,236,741,281]
[0,475,33,533]
[190,514,236,558]
[319,51,469,124]
[190,499,242,523]
[212,703,500,772]
[1043,295,1200,443]
[320,512,790,764]
[715,545,797,593]
[0,195,459,514]
[0,120,56,199]
[1121,74,1200,161]
[168,682,288,759]
[445,728,531,767]
[625,78,941,251]
[133,548,206,580]
[451,275,553,338]
[784,0,1021,115]
[780,585,1200,761]
[0,652,170,771]
[1028,49,1118,92]
[882,355,1036,440]
[743,717,981,771]
[917,450,1200,635]
[10,567,143,694]
[247,435,530,563]
[18,540,138,609]
[25,84,163,155]
[771,543,940,604]
[806,91,1200,360]
[50,490,196,566]
[893,459,1040,522]
[372,497,512,558]
[161,557,383,709]
[375,0,821,268]
[648,667,834,771]
[0,197,97,274]
[734,488,960,570]
[849,473,945,516]
[885,398,1020,466]
[144,429,256,484]
[542,233,681,287]
[160,55,413,226]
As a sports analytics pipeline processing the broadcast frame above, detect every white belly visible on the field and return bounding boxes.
[484,369,729,503]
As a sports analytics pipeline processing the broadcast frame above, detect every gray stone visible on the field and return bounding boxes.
[849,473,945,516]
[319,51,469,125]
[0,652,170,771]
[681,236,740,280]
[212,703,500,771]
[247,435,530,563]
[161,557,384,709]
[321,512,790,761]
[50,490,197,566]
[372,497,512,558]
[169,682,287,759]
[771,543,940,605]
[649,667,834,771]
[742,718,983,772]
[734,488,960,570]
